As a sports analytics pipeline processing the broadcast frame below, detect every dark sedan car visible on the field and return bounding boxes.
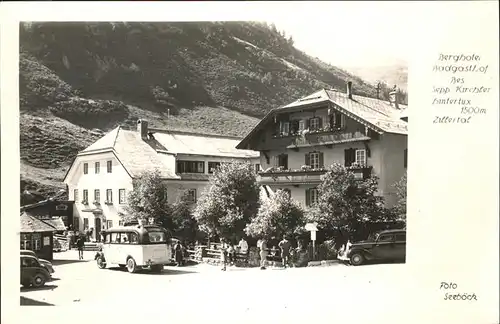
[20,255,51,288]
[338,229,406,266]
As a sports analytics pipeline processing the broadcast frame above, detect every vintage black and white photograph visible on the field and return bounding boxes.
[19,17,408,306]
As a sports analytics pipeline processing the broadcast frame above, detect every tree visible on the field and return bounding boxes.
[193,162,260,239]
[171,190,199,242]
[392,172,407,220]
[245,189,305,239]
[307,163,386,235]
[123,170,172,228]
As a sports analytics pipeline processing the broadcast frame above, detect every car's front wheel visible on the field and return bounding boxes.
[32,274,46,288]
[350,252,365,266]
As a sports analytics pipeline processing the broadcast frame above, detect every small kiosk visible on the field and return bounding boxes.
[20,212,57,261]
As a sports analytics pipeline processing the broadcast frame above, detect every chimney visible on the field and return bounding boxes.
[346,81,353,99]
[389,85,400,109]
[137,119,149,140]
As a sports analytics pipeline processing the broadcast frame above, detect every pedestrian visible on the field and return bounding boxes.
[259,238,268,270]
[174,241,184,266]
[76,235,85,260]
[220,238,228,271]
[238,237,249,255]
[278,235,292,268]
[227,243,235,266]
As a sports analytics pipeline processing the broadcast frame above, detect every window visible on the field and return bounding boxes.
[84,218,89,230]
[344,148,356,167]
[377,234,394,242]
[275,154,288,169]
[279,121,290,136]
[73,189,79,202]
[355,149,366,165]
[404,149,408,168]
[111,233,121,243]
[177,161,205,173]
[83,163,88,174]
[255,164,260,173]
[298,120,305,132]
[32,233,41,251]
[148,231,167,243]
[118,220,124,226]
[20,234,31,250]
[106,189,113,203]
[107,160,112,173]
[395,233,406,242]
[21,257,39,268]
[331,111,344,129]
[83,189,88,203]
[187,189,197,203]
[94,189,100,202]
[95,162,100,174]
[106,220,113,229]
[309,152,320,169]
[130,233,139,244]
[306,188,319,206]
[119,189,126,204]
[208,162,221,174]
[309,117,321,131]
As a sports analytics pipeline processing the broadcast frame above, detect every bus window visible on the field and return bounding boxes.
[111,233,121,243]
[130,233,139,244]
[148,231,166,243]
[121,233,130,244]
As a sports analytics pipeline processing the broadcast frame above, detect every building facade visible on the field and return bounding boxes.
[237,82,408,208]
[63,119,259,241]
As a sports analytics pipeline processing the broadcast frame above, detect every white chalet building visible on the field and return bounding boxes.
[64,119,259,241]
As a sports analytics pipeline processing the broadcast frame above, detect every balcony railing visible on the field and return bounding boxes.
[288,131,371,149]
[258,169,327,185]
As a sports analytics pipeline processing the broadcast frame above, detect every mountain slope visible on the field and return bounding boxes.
[19,21,391,201]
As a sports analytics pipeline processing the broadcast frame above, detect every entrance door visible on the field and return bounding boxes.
[95,218,101,242]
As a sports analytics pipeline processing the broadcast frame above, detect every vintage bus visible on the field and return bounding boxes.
[95,223,172,273]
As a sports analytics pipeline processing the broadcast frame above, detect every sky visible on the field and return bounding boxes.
[265,2,411,69]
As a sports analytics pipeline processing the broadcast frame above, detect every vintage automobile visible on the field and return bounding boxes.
[20,255,51,288]
[20,250,55,275]
[337,229,406,266]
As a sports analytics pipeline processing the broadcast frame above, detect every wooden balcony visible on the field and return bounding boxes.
[257,169,327,185]
[287,131,371,149]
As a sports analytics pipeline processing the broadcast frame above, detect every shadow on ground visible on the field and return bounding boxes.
[52,259,91,266]
[106,266,199,276]
[20,284,58,292]
[20,296,54,306]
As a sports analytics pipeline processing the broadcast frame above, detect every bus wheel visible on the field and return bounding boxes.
[96,256,106,269]
[126,257,137,273]
[151,265,163,273]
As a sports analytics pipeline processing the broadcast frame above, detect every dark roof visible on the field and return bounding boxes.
[20,212,56,233]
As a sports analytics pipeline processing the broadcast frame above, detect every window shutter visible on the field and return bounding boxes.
[318,117,323,129]
[292,120,299,133]
[305,189,311,207]
[319,152,324,168]
[344,149,350,166]
[305,153,310,166]
[283,154,288,169]
[305,119,309,129]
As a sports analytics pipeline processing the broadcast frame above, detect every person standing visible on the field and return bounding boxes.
[220,238,228,271]
[278,235,292,268]
[259,238,268,270]
[238,237,249,254]
[174,241,184,266]
[76,235,85,260]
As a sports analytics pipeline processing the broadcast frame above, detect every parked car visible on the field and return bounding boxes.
[20,250,55,275]
[20,255,51,288]
[337,229,406,266]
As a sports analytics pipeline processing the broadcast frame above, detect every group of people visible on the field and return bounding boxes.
[219,235,296,271]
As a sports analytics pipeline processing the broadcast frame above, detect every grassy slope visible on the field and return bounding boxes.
[19,22,404,200]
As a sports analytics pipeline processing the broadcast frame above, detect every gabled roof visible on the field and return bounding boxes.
[43,217,67,231]
[66,125,259,182]
[237,88,408,149]
[20,212,56,233]
[66,126,180,181]
[150,129,259,159]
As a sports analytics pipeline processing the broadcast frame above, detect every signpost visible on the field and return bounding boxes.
[305,222,318,261]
